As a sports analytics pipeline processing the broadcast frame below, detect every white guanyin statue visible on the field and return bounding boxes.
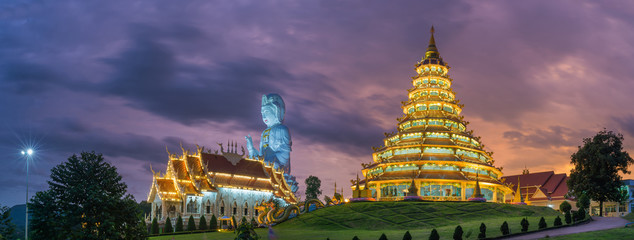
[245,93,298,192]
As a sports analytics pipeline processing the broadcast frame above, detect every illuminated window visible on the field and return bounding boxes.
[423,79,428,84]
[431,67,436,71]
[431,79,437,84]
[408,108,414,113]
[430,91,439,96]
[430,105,440,110]
[417,105,426,111]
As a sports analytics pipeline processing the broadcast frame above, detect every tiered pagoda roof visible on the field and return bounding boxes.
[359,27,513,201]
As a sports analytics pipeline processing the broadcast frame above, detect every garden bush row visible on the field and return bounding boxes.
[339,214,588,240]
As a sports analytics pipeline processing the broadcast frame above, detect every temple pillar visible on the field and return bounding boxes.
[493,187,498,202]
[376,185,381,200]
[461,182,466,201]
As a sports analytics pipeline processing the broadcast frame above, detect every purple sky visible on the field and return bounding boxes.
[2,0,634,207]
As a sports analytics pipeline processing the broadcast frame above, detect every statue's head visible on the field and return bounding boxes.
[261,93,285,127]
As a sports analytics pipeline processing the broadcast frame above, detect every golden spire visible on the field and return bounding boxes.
[513,177,522,202]
[425,25,440,59]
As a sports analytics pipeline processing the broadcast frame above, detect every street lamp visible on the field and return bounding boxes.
[22,148,33,240]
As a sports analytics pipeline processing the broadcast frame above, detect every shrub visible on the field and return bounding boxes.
[165,217,174,233]
[403,230,412,240]
[151,218,159,234]
[576,208,586,221]
[199,215,208,230]
[379,233,388,240]
[559,201,572,213]
[521,218,529,232]
[478,223,486,239]
[235,218,259,240]
[564,211,571,224]
[429,229,440,240]
[500,221,510,235]
[353,236,360,240]
[175,215,183,232]
[232,215,237,229]
[187,215,196,231]
[539,217,547,229]
[554,216,562,226]
[210,214,218,230]
[453,225,463,240]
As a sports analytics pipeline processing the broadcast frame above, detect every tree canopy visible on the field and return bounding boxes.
[29,151,146,239]
[567,130,634,216]
[304,175,322,200]
[0,204,15,240]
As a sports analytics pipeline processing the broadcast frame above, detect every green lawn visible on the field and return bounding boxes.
[150,201,563,240]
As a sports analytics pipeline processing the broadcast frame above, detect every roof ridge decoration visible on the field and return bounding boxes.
[218,140,246,166]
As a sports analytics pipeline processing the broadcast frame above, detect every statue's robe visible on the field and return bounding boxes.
[260,124,292,174]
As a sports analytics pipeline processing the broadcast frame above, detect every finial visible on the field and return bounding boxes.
[431,25,435,34]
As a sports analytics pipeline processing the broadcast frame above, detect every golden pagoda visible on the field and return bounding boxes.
[358,27,513,202]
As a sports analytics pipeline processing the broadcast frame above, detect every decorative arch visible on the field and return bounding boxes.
[232,201,238,215]
[244,202,249,216]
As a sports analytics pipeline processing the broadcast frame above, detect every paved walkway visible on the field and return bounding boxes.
[502,217,630,240]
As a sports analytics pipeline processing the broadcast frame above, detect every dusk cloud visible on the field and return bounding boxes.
[1,0,634,207]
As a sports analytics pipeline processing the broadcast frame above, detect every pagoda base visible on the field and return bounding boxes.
[349,197,376,202]
[467,197,487,202]
[510,202,527,205]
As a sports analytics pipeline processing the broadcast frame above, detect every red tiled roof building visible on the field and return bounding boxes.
[501,170,574,209]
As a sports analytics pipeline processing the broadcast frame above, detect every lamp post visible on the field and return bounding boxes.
[21,148,33,240]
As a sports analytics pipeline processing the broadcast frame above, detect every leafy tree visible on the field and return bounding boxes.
[251,217,257,226]
[241,216,248,225]
[478,223,486,239]
[379,233,388,240]
[453,225,463,240]
[403,230,412,240]
[187,215,196,231]
[520,218,529,232]
[210,214,218,230]
[175,215,183,232]
[429,229,439,240]
[500,221,509,235]
[554,216,562,226]
[352,236,360,240]
[165,217,173,233]
[305,175,323,200]
[232,215,237,229]
[323,195,333,205]
[0,205,15,240]
[199,215,208,230]
[150,218,159,234]
[538,217,547,229]
[568,130,634,216]
[29,151,146,239]
[138,201,152,216]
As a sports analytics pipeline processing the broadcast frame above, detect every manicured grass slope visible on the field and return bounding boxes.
[150,202,562,240]
[277,201,560,230]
